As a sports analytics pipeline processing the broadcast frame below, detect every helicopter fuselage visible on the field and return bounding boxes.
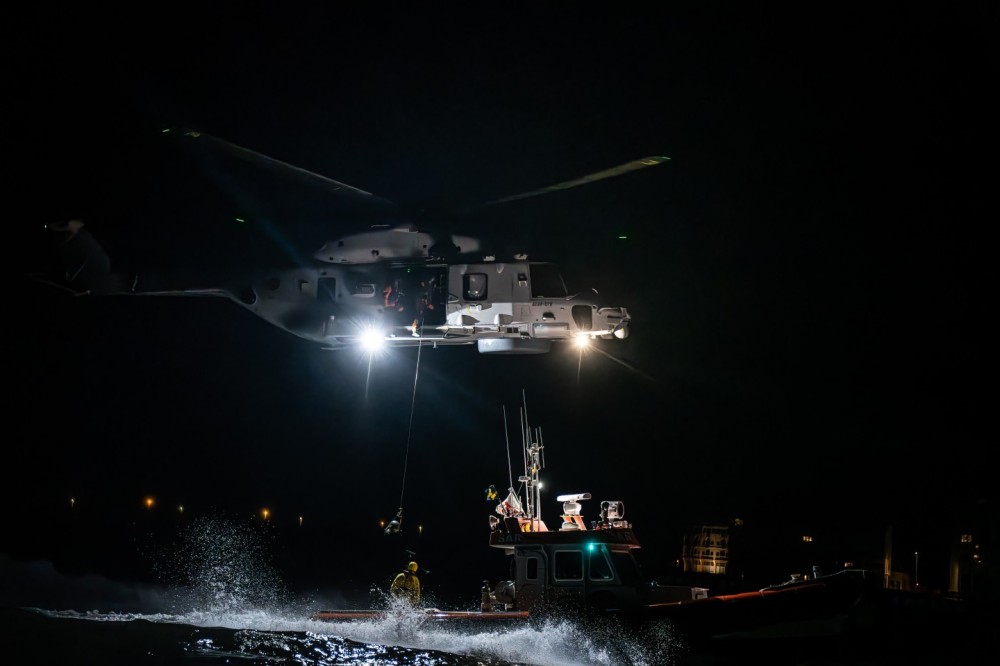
[219,258,629,353]
[40,223,630,354]
[34,130,662,355]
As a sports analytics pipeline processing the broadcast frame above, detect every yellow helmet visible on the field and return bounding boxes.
[408,561,419,572]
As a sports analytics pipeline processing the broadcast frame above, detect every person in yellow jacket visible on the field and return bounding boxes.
[390,561,421,605]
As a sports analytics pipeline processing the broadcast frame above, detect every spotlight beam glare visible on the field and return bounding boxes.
[588,345,656,382]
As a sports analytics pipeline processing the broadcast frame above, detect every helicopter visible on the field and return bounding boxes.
[35,129,669,354]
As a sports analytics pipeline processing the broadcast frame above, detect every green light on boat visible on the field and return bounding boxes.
[235,217,245,224]
[587,542,596,552]
[618,235,628,240]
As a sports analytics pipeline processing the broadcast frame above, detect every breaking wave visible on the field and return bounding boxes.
[2,516,678,665]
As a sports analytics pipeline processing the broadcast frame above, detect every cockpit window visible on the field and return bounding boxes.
[464,273,488,301]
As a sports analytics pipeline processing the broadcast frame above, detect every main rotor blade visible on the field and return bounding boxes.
[174,128,398,209]
[479,155,670,207]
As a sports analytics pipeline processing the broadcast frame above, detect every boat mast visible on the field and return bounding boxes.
[517,390,544,531]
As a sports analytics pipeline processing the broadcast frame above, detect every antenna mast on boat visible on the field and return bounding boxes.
[517,390,544,531]
[502,404,514,493]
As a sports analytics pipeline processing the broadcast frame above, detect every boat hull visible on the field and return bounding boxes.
[310,608,530,623]
[633,569,874,641]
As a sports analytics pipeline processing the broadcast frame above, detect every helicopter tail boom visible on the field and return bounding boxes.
[32,220,235,299]
[31,220,127,295]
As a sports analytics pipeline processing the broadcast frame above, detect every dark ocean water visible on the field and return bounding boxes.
[3,605,653,665]
[3,601,994,666]
[2,516,992,665]
[0,545,679,666]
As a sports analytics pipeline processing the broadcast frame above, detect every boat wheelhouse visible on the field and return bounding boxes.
[483,402,707,613]
[487,497,708,612]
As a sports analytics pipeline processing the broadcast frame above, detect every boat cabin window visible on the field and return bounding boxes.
[588,545,614,580]
[463,273,488,301]
[525,557,539,580]
[611,552,640,586]
[554,550,583,581]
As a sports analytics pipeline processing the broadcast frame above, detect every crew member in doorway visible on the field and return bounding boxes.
[383,279,409,327]
[390,561,421,605]
[383,281,404,312]
[411,277,436,335]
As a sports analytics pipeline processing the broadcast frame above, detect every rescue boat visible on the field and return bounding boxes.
[311,398,872,639]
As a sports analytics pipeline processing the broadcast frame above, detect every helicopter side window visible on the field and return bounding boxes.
[345,270,375,297]
[318,278,337,303]
[463,273,488,301]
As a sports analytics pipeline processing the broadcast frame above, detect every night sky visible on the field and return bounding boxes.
[7,5,995,604]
